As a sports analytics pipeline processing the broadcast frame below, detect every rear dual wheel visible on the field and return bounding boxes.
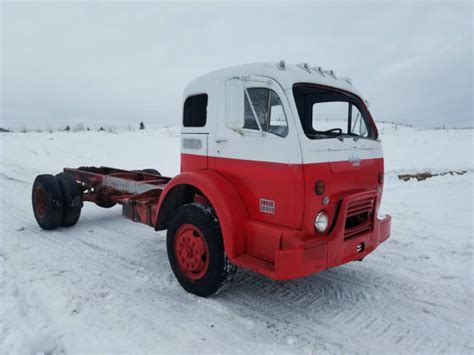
[32,175,64,230]
[32,173,82,230]
[95,187,117,209]
[132,168,161,177]
[141,168,161,176]
[56,172,82,227]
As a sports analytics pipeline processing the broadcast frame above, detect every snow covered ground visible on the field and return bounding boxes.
[0,124,473,354]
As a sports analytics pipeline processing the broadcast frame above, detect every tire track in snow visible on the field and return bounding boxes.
[0,253,66,354]
[2,181,282,352]
[1,168,472,353]
[218,264,458,353]
[0,183,457,353]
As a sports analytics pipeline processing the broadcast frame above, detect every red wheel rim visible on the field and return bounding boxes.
[34,185,46,219]
[174,224,209,280]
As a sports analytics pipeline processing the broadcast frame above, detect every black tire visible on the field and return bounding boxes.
[56,172,82,227]
[167,203,229,297]
[142,168,161,176]
[96,200,117,208]
[95,187,117,208]
[32,174,64,230]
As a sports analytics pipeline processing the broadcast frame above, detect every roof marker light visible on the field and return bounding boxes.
[311,66,325,76]
[277,60,286,70]
[324,69,337,79]
[297,63,312,73]
[340,76,353,85]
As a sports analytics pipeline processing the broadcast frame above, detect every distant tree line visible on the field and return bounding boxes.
[2,121,149,133]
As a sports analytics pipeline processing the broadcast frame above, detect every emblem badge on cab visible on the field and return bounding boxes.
[349,155,361,167]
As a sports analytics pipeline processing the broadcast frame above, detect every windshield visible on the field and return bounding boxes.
[292,84,376,140]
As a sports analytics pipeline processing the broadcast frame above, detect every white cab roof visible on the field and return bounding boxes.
[184,62,365,100]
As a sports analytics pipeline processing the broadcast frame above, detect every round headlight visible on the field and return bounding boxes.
[314,211,329,232]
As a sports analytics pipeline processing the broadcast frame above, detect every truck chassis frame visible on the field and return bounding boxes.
[65,166,171,228]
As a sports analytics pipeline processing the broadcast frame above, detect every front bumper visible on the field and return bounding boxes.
[269,214,391,280]
[235,191,392,281]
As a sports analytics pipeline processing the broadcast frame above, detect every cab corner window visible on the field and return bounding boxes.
[350,105,369,138]
[183,94,208,127]
[243,88,288,137]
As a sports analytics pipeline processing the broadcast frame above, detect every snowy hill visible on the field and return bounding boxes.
[0,124,473,353]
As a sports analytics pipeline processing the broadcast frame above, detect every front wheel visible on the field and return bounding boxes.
[166,203,230,297]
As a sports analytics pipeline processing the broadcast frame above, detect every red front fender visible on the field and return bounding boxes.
[154,171,249,259]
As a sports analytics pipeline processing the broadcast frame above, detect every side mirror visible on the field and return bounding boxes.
[225,79,245,130]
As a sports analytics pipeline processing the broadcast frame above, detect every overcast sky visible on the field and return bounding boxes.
[1,1,472,129]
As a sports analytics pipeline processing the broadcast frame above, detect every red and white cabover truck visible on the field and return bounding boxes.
[32,62,391,297]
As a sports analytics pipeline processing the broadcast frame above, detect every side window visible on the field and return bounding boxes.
[244,88,288,137]
[183,94,208,127]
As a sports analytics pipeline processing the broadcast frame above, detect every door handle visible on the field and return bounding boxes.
[215,137,228,143]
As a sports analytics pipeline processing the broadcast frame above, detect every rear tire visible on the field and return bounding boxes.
[96,200,117,208]
[167,203,229,297]
[142,168,161,176]
[132,168,161,176]
[56,172,82,227]
[32,175,64,230]
[95,187,117,208]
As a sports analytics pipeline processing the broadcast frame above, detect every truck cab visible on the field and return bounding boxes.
[179,61,391,280]
[32,61,391,297]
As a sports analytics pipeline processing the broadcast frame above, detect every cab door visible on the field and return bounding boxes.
[210,76,304,229]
